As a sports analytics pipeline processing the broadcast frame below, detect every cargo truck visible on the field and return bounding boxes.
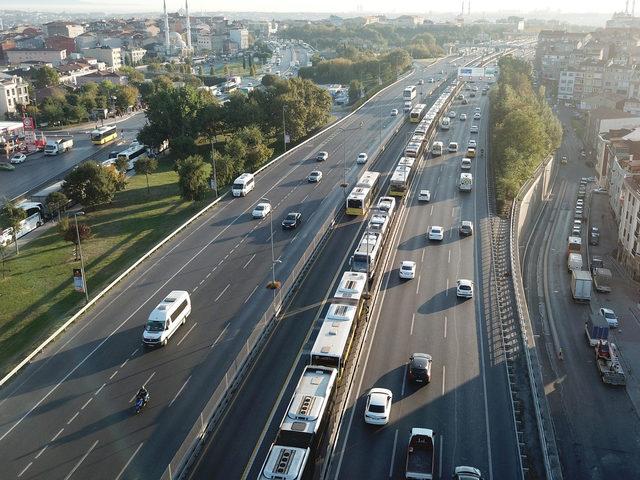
[571,270,592,302]
[585,314,609,346]
[568,236,581,254]
[405,428,434,480]
[44,137,73,155]
[595,341,626,386]
[592,268,612,293]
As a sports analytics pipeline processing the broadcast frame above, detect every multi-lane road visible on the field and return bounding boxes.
[0,56,472,479]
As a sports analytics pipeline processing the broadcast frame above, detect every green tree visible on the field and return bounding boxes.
[58,216,92,261]
[237,125,273,170]
[0,202,27,254]
[135,156,158,194]
[223,64,231,77]
[115,85,139,111]
[175,155,212,201]
[0,241,8,279]
[119,65,144,83]
[209,65,215,76]
[33,66,60,88]
[62,162,118,208]
[115,155,129,172]
[348,79,363,104]
[46,191,69,222]
[198,65,204,76]
[250,64,257,77]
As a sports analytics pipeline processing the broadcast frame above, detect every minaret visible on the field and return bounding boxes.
[163,0,170,55]
[185,0,192,53]
[467,0,471,15]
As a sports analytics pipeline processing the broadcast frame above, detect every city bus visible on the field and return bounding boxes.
[90,125,118,145]
[431,141,444,156]
[403,86,417,101]
[117,142,147,170]
[410,104,427,123]
[389,164,413,197]
[351,231,383,280]
[346,171,381,216]
[310,303,358,375]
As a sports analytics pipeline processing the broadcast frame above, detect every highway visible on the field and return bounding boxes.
[522,105,640,478]
[0,55,473,480]
[0,113,147,200]
[327,92,520,479]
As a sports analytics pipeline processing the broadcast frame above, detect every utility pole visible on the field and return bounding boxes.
[210,140,218,198]
[282,105,287,152]
[74,212,89,304]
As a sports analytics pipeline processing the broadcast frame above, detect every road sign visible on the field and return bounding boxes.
[73,268,85,293]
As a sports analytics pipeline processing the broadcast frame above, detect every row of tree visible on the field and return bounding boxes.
[490,56,562,213]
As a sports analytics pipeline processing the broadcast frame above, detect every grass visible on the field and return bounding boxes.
[0,158,216,376]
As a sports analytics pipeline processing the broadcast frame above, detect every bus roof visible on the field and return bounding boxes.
[391,165,411,184]
[333,271,367,302]
[90,125,116,134]
[355,171,380,189]
[310,309,355,362]
[259,445,309,480]
[354,232,382,257]
[118,143,146,156]
[347,187,369,201]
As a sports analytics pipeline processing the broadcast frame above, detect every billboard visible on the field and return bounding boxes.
[458,67,495,82]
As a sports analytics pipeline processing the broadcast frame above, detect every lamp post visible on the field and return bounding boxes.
[261,197,278,291]
[74,211,89,304]
[282,105,288,153]
[210,140,218,198]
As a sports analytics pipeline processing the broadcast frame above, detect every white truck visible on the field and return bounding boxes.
[567,252,583,273]
[44,137,73,156]
[571,270,592,302]
[459,173,473,192]
[595,341,626,386]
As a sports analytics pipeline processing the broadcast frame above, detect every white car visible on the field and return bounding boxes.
[474,112,481,119]
[391,109,399,116]
[252,202,272,219]
[599,307,619,328]
[468,139,477,148]
[459,113,467,121]
[448,142,458,153]
[448,111,456,118]
[470,125,479,134]
[357,152,368,164]
[474,107,481,113]
[10,153,26,164]
[399,261,416,279]
[308,170,323,183]
[428,226,444,241]
[364,388,392,425]
[316,151,329,161]
[418,189,431,202]
[456,279,474,298]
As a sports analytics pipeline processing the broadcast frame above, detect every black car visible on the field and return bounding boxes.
[459,221,474,237]
[590,226,600,245]
[407,353,432,384]
[282,212,302,229]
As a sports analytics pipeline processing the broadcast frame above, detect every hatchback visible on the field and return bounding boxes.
[418,190,431,202]
[252,202,271,219]
[307,170,322,183]
[460,113,467,121]
[391,109,399,116]
[459,221,474,236]
[357,152,368,164]
[10,153,26,164]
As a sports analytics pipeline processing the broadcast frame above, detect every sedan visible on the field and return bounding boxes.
[600,307,619,328]
[448,111,457,118]
[418,189,431,202]
[10,153,26,164]
[252,202,272,219]
[281,212,302,229]
[390,108,399,116]
[428,225,444,241]
[459,221,474,236]
[307,170,323,183]
[470,125,479,134]
[399,261,416,280]
[561,155,568,164]
[468,139,477,148]
[364,388,393,425]
[0,162,15,171]
[408,353,432,384]
[456,279,474,298]
[357,152,368,164]
[460,113,467,121]
[453,466,483,480]
[316,151,329,161]
[474,112,481,119]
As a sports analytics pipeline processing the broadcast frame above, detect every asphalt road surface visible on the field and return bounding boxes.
[0,55,476,480]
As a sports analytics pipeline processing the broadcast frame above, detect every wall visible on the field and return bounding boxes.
[517,155,556,249]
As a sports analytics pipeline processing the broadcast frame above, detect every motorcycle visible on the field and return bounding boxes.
[134,392,149,414]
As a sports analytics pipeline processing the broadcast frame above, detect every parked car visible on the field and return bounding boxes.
[364,388,393,425]
[307,170,323,183]
[281,212,302,229]
[599,307,619,328]
[252,202,271,219]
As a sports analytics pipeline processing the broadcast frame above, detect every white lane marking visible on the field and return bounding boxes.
[169,376,191,407]
[51,428,64,442]
[442,365,446,395]
[95,383,106,396]
[142,372,155,387]
[120,358,129,369]
[415,275,421,295]
[303,194,310,202]
[35,444,48,459]
[389,429,399,478]
[224,254,229,260]
[129,348,138,358]
[215,283,231,302]
[193,286,199,292]
[401,364,408,397]
[115,442,144,480]
[199,279,205,286]
[421,249,425,262]
[109,370,118,380]
[291,233,299,243]
[243,254,256,269]
[63,439,99,480]
[410,313,415,336]
[448,250,451,263]
[430,205,434,215]
[211,323,229,348]
[452,207,455,217]
[218,259,224,266]
[206,272,212,279]
[437,176,440,184]
[66,411,79,425]
[245,284,259,304]
[444,316,448,339]
[80,397,93,410]
[176,322,198,346]
[439,436,444,479]
[17,462,32,477]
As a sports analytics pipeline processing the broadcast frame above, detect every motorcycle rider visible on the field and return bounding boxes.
[136,386,148,404]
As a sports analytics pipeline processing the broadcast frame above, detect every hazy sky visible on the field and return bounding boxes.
[10,0,626,14]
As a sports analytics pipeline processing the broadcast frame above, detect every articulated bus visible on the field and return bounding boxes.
[90,125,118,145]
[345,171,381,216]
[309,303,358,375]
[351,231,383,280]
[409,104,427,123]
[332,270,368,320]
[404,139,426,160]
[389,165,413,197]
[403,85,417,101]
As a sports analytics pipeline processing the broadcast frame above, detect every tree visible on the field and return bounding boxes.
[223,64,231,77]
[135,156,158,194]
[33,66,60,88]
[0,242,8,279]
[250,64,257,77]
[58,216,92,261]
[349,80,363,104]
[175,155,211,201]
[115,155,129,172]
[209,65,215,76]
[62,162,118,208]
[46,191,69,222]
[0,201,27,254]
[115,85,139,111]
[198,65,204,76]
[237,125,273,170]
[119,65,144,83]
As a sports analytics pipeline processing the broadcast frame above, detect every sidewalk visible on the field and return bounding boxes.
[588,189,640,412]
[44,110,143,135]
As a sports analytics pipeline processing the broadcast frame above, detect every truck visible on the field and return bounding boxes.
[592,267,612,293]
[44,137,73,156]
[567,236,581,254]
[571,270,592,302]
[405,428,434,480]
[595,341,626,386]
[585,314,609,346]
[567,252,583,273]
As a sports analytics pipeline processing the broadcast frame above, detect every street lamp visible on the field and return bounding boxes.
[210,140,218,198]
[261,197,280,291]
[73,211,89,304]
[282,106,288,153]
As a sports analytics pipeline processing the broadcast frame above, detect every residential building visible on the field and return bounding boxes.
[394,15,424,27]
[597,128,635,185]
[5,48,67,66]
[124,47,146,65]
[75,32,98,50]
[45,35,76,54]
[229,28,249,50]
[0,38,16,63]
[44,22,84,38]
[535,30,588,82]
[83,46,122,70]
[606,12,640,29]
[76,70,128,86]
[585,107,640,151]
[0,74,30,117]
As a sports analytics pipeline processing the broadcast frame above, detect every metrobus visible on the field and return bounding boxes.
[309,303,358,375]
[389,164,413,197]
[410,104,427,123]
[431,141,444,156]
[90,125,118,145]
[351,231,383,280]
[332,270,368,320]
[345,171,381,216]
[117,143,147,170]
[403,86,417,100]
[404,139,426,160]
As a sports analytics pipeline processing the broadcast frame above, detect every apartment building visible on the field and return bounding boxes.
[5,48,67,66]
[44,22,85,38]
[0,74,30,117]
[124,47,146,65]
[45,35,76,54]
[229,28,249,50]
[83,46,122,70]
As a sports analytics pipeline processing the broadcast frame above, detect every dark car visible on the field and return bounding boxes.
[282,212,302,229]
[590,226,600,245]
[459,221,474,237]
[408,353,432,384]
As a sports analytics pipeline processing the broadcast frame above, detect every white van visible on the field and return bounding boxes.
[142,291,191,346]
[461,158,472,170]
[232,173,255,197]
[448,142,459,153]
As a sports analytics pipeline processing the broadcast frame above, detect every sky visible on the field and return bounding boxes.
[8,0,630,14]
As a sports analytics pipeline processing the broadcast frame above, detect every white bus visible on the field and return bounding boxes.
[410,104,427,123]
[403,86,417,100]
[389,165,413,197]
[14,202,44,240]
[351,231,383,280]
[431,141,444,156]
[310,303,358,374]
[346,171,381,216]
[459,172,473,192]
[232,173,255,197]
[332,270,368,317]
[258,445,310,480]
[117,143,147,170]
